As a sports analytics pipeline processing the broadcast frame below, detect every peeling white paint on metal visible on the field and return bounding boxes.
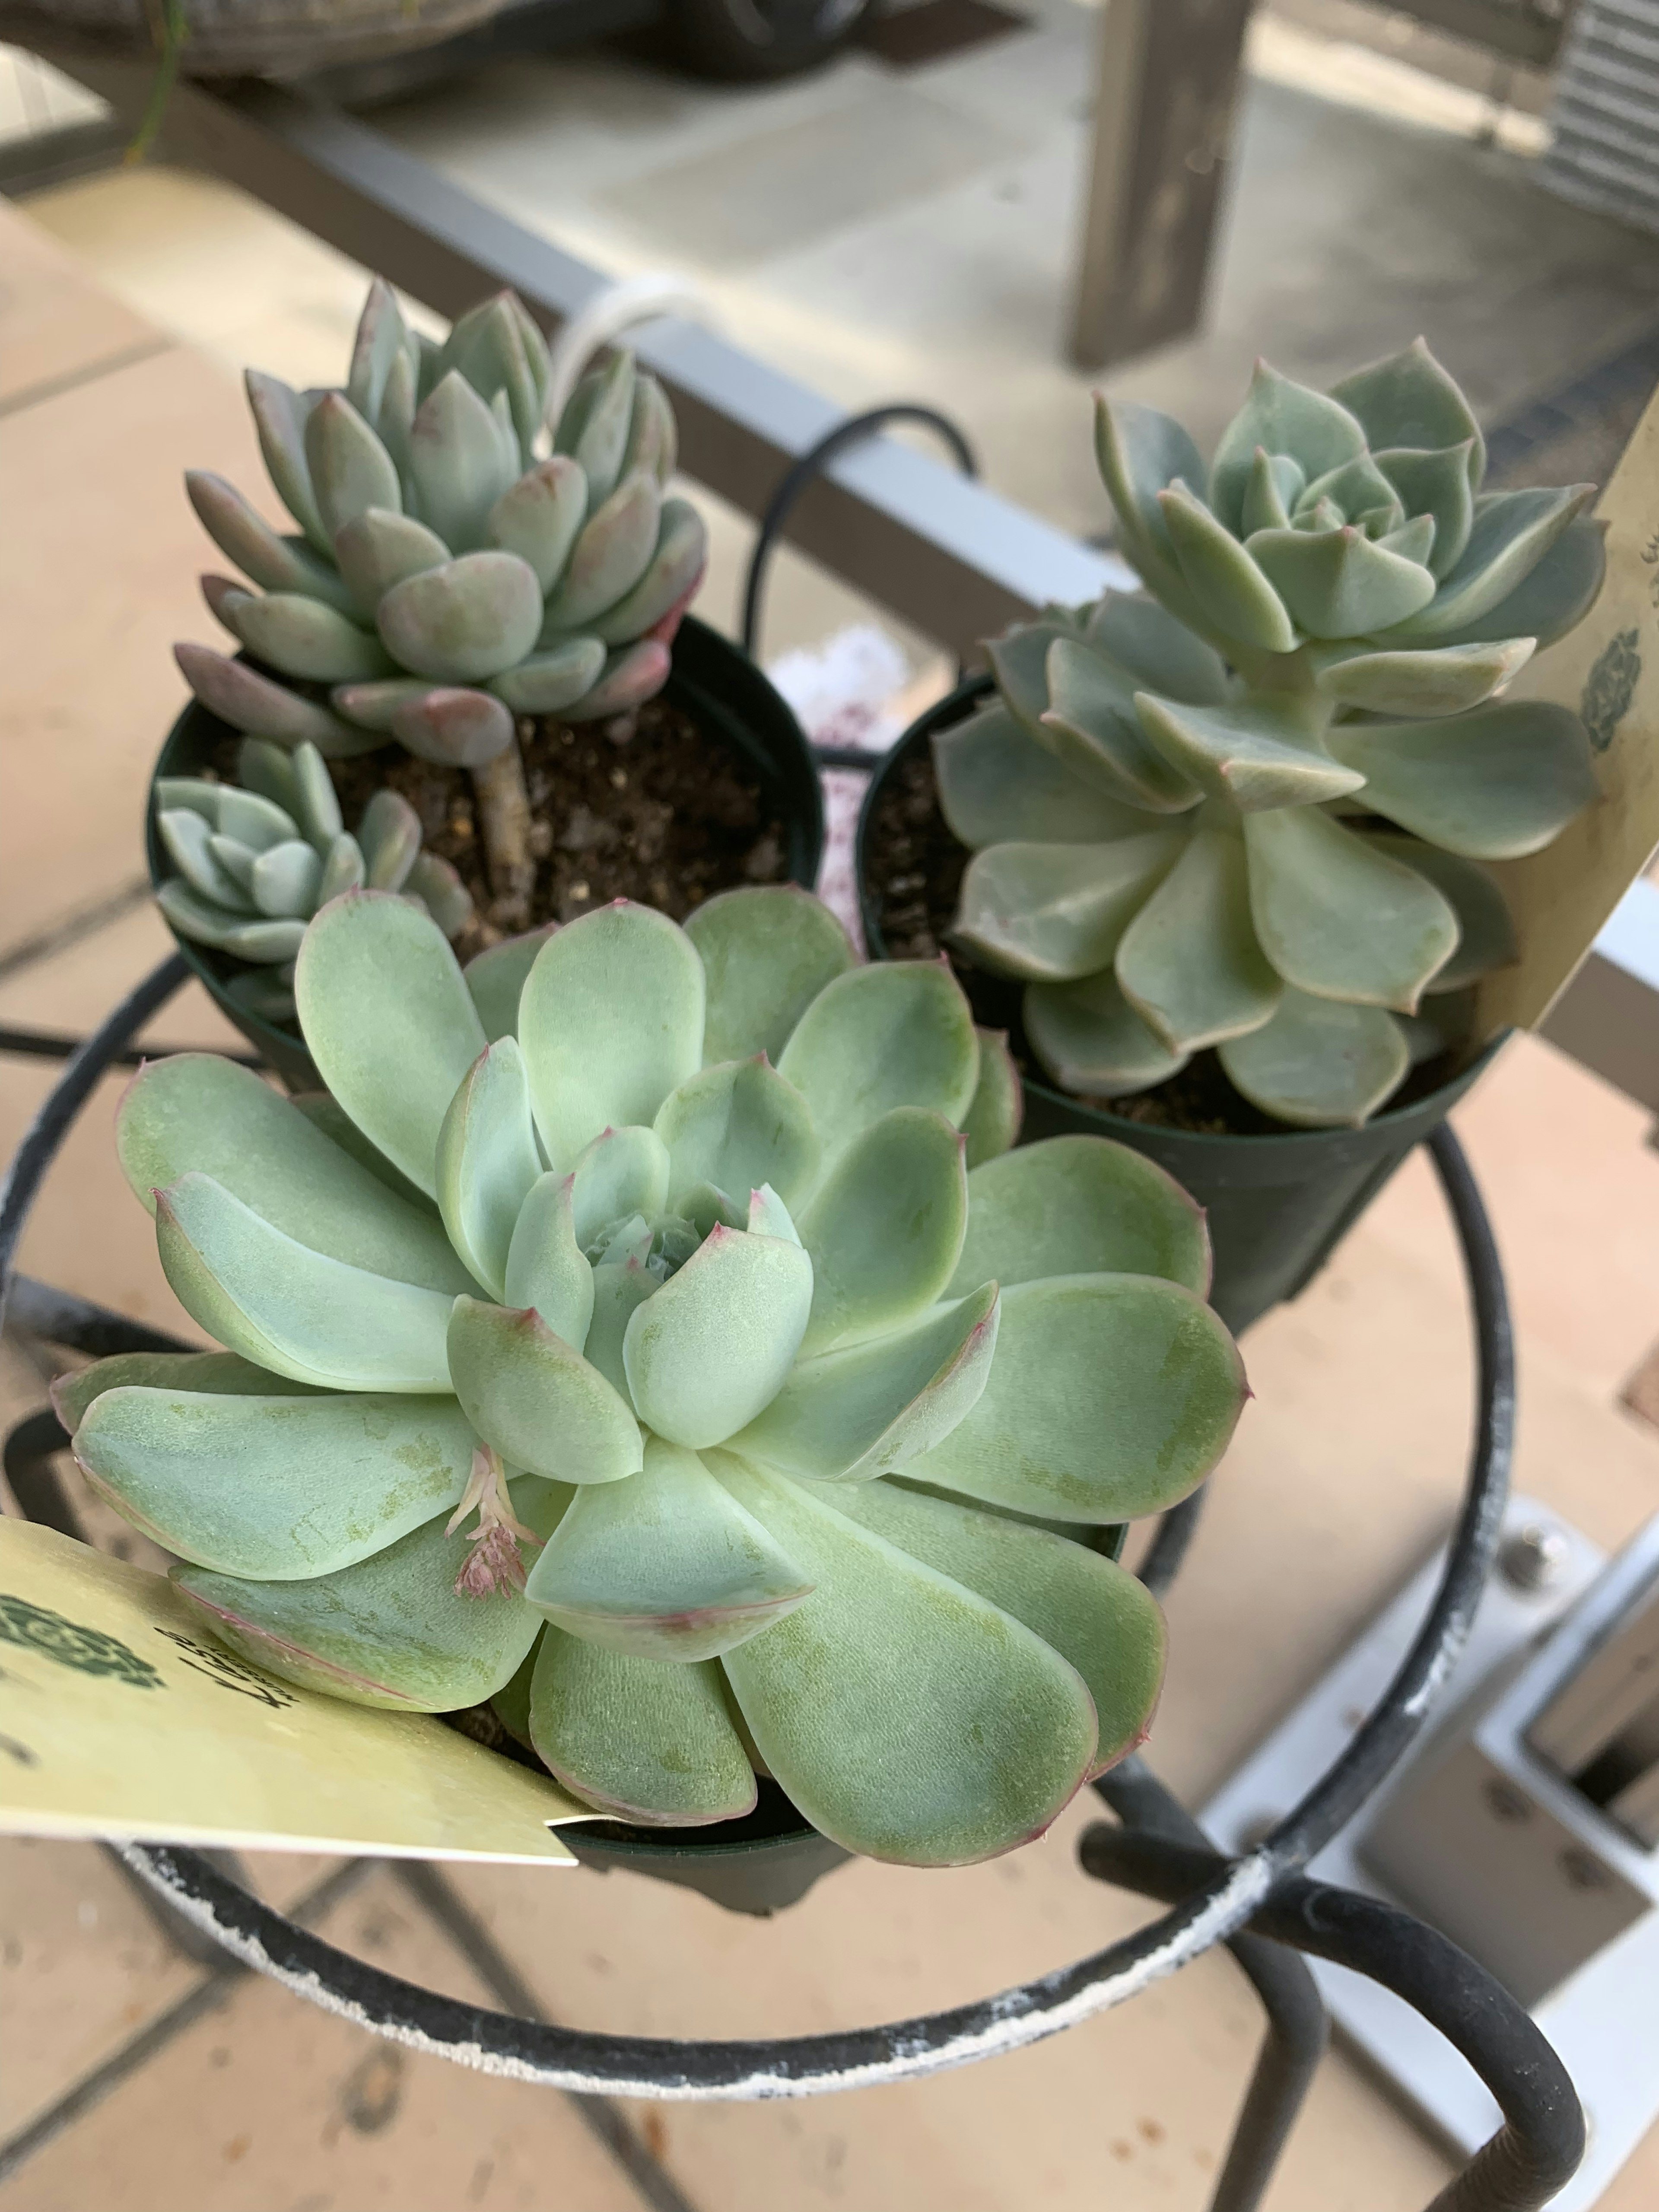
[121,1844,1274,2101]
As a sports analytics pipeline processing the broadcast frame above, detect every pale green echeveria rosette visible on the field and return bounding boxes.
[56,886,1246,1868]
[153,737,472,1023]
[940,340,1605,1128]
[171,277,708,918]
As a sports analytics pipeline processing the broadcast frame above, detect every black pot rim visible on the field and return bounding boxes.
[147,616,824,1077]
[856,672,1507,1154]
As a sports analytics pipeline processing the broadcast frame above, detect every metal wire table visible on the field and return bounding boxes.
[0,953,1586,2212]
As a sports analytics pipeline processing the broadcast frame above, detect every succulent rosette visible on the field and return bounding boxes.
[154,737,471,1023]
[173,278,707,911]
[56,888,1244,1865]
[941,342,1604,1127]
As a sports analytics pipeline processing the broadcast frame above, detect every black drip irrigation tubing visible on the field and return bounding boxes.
[0,954,1581,2203]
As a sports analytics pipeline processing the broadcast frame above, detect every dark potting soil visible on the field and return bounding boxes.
[334,696,790,955]
[861,744,1459,1136]
[214,696,788,960]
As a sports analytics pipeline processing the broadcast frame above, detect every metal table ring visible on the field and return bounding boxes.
[0,953,1585,2212]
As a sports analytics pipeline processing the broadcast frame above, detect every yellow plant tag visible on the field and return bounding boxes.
[0,1517,588,1864]
[1479,386,1659,1034]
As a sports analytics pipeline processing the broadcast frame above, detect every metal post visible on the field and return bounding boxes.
[1070,0,1255,373]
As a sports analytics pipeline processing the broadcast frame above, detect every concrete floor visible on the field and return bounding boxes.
[6,10,1659,2208]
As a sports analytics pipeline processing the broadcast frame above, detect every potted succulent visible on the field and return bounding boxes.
[860,344,1606,1330]
[54,885,1245,1904]
[153,279,822,1085]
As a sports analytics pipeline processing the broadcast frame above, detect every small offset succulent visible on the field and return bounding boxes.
[941,343,1604,1126]
[176,278,707,925]
[57,887,1245,1866]
[154,738,472,1021]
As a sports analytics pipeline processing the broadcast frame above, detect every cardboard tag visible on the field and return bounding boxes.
[1478,385,1659,1034]
[0,1518,590,1864]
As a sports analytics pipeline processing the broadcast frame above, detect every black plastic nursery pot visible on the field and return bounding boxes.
[858,679,1505,1338]
[564,1781,849,1916]
[146,616,826,1091]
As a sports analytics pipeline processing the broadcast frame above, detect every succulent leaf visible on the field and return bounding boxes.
[776,960,980,1156]
[519,902,706,1170]
[568,1125,673,1246]
[727,1282,998,1484]
[435,1039,543,1300]
[622,1224,814,1450]
[464,923,557,1041]
[798,1107,969,1355]
[557,352,637,512]
[1316,636,1533,716]
[1208,362,1367,535]
[908,1275,1244,1523]
[185,472,356,612]
[1425,513,1606,652]
[251,839,324,918]
[1362,834,1517,993]
[447,1297,644,1482]
[489,637,607,715]
[174,643,377,757]
[1092,397,1206,573]
[561,638,672,721]
[529,1630,756,1824]
[502,1171,595,1343]
[590,498,708,644]
[684,885,856,1067]
[715,1459,1096,1865]
[953,833,1183,982]
[1391,485,1596,641]
[1329,340,1484,486]
[1327,701,1599,859]
[305,393,403,540]
[296,892,489,1198]
[1159,485,1299,653]
[156,1173,457,1391]
[216,588,393,684]
[540,472,661,632]
[932,703,1151,849]
[946,1133,1209,1299]
[1082,592,1233,704]
[156,882,305,963]
[524,1436,811,1660]
[1218,988,1411,1126]
[76,1386,476,1576]
[53,1350,321,1436]
[245,371,327,552]
[409,370,518,551]
[1040,638,1203,811]
[1115,828,1283,1052]
[1133,694,1365,811]
[375,550,543,684]
[834,1478,1165,1777]
[1244,806,1459,1011]
[1024,969,1189,1096]
[173,1485,550,1710]
[1246,521,1437,639]
[488,455,588,591]
[1374,443,1476,578]
[959,1027,1023,1170]
[655,1055,821,1218]
[332,509,450,615]
[393,686,517,768]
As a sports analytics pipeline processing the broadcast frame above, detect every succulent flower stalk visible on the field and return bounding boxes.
[57,885,1246,1866]
[153,737,471,1021]
[175,280,707,927]
[938,343,1605,1126]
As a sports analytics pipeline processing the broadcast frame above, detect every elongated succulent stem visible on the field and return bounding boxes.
[471,740,536,918]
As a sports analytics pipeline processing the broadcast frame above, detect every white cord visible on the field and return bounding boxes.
[543,273,719,432]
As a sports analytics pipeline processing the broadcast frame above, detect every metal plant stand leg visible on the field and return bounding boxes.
[0,956,1586,2212]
